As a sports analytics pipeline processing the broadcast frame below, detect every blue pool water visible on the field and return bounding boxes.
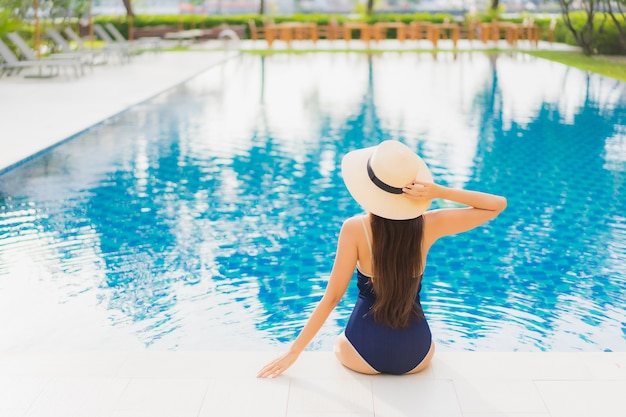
[1,53,625,352]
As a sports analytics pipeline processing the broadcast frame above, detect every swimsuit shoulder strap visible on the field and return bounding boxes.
[360,215,373,259]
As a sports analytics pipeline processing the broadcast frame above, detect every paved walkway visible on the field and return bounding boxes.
[0,49,238,173]
[3,41,624,417]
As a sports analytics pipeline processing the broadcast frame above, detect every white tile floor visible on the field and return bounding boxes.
[0,351,625,417]
[2,41,623,417]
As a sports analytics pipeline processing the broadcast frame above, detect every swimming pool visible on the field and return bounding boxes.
[1,52,625,352]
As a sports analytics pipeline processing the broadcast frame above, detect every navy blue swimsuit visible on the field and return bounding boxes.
[344,269,432,375]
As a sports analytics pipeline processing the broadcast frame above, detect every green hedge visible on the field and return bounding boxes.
[552,11,626,55]
[94,13,458,38]
[363,13,456,24]
[0,10,20,34]
[595,16,626,55]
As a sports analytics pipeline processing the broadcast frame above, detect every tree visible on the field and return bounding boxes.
[0,0,86,24]
[557,0,608,55]
[0,9,20,33]
[122,0,133,17]
[604,0,626,50]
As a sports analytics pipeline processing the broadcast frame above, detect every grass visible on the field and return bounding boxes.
[162,39,626,82]
[240,47,626,82]
[524,50,626,82]
[239,47,510,55]
[240,46,506,52]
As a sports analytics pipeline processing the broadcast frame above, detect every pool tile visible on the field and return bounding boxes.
[117,351,275,378]
[453,379,547,414]
[0,377,48,409]
[0,411,28,417]
[113,378,208,415]
[579,352,626,380]
[288,352,375,379]
[117,352,212,378]
[462,414,551,417]
[287,377,373,415]
[287,414,373,417]
[285,352,436,380]
[24,377,129,417]
[110,411,199,417]
[198,377,289,417]
[535,380,626,417]
[0,352,128,377]
[204,351,280,377]
[431,352,592,380]
[371,378,461,417]
[1,352,625,416]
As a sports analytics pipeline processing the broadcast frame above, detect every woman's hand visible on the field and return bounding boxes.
[403,181,442,201]
[257,351,300,378]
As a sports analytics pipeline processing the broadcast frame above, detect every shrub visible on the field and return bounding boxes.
[555,11,626,55]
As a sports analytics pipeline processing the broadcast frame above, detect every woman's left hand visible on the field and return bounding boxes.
[403,181,440,201]
[257,351,300,378]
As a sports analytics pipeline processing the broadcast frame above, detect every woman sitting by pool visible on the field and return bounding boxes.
[257,140,507,378]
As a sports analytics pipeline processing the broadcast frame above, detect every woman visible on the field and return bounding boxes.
[257,140,506,378]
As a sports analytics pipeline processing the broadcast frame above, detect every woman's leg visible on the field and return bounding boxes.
[334,333,380,375]
[405,341,435,374]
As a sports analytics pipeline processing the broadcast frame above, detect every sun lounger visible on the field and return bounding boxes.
[63,27,118,65]
[45,28,106,65]
[0,38,78,77]
[62,27,89,50]
[163,29,204,45]
[93,24,133,62]
[104,23,161,52]
[6,32,85,76]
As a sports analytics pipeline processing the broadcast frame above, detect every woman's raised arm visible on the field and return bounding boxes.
[403,181,507,242]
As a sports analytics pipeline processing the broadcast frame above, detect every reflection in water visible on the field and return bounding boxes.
[0,53,625,352]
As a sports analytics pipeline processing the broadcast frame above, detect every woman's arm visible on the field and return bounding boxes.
[257,219,358,378]
[403,181,507,243]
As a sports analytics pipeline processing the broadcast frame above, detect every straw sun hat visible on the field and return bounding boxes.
[341,140,433,220]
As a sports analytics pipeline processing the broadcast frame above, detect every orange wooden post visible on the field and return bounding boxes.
[34,0,41,59]
[128,15,134,41]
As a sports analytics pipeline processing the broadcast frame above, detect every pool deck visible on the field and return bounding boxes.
[0,48,240,174]
[0,351,624,416]
[2,40,625,417]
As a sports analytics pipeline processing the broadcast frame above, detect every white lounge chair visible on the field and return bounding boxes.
[6,32,85,76]
[104,23,161,52]
[0,38,76,78]
[45,28,106,65]
[62,27,87,48]
[93,24,133,62]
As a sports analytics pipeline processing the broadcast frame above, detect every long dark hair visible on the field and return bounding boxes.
[370,213,424,328]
